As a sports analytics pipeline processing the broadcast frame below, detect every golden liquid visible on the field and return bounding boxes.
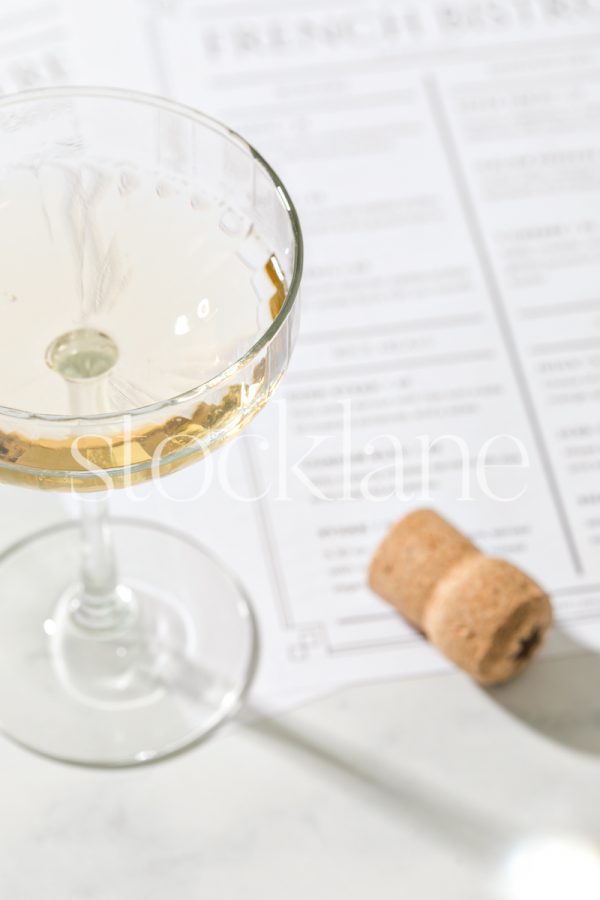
[0,257,286,492]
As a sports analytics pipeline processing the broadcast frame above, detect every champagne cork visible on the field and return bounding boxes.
[368,509,552,685]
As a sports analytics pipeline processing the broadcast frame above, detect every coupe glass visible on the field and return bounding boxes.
[0,87,302,765]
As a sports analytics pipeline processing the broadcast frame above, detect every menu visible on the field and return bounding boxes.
[4,0,600,710]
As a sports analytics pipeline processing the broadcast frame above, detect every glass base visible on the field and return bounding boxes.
[0,518,257,766]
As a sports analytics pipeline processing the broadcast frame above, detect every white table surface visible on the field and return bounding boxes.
[1,490,599,899]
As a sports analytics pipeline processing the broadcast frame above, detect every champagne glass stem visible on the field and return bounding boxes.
[51,329,130,630]
[74,491,127,630]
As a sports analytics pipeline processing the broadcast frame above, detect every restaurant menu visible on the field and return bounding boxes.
[4,0,600,710]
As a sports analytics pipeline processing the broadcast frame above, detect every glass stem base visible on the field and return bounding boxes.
[0,518,257,766]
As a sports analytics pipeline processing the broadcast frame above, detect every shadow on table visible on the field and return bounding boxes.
[485,627,600,757]
[248,628,600,874]
[252,706,509,872]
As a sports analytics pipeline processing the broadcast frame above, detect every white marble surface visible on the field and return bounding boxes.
[1,490,599,898]
[0,654,599,899]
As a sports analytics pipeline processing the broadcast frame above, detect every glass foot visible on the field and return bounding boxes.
[0,519,257,766]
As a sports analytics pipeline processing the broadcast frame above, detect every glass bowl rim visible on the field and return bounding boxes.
[0,85,303,425]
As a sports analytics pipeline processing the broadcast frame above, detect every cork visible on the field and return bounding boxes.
[368,509,552,685]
